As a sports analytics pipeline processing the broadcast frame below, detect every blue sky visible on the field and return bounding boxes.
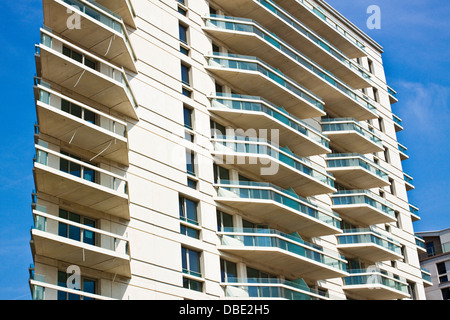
[0,0,448,300]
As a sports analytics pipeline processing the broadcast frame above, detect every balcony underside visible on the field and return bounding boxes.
[30,229,131,277]
[209,108,329,157]
[331,204,396,226]
[212,153,336,197]
[271,0,367,59]
[36,46,138,120]
[215,197,341,237]
[324,131,383,154]
[33,163,129,219]
[36,102,129,165]
[343,284,410,300]
[95,0,136,28]
[337,243,403,262]
[43,0,136,72]
[218,245,347,280]
[326,167,389,190]
[206,66,325,120]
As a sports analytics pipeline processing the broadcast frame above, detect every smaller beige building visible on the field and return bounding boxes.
[416,228,450,300]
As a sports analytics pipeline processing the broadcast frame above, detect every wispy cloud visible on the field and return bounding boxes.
[394,81,450,137]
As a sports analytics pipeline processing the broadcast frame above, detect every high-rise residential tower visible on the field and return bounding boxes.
[28,0,430,300]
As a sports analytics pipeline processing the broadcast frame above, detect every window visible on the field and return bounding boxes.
[389,178,396,196]
[179,196,198,225]
[210,120,226,138]
[181,247,203,292]
[183,105,194,142]
[220,259,237,282]
[57,271,96,300]
[177,0,187,16]
[179,23,189,55]
[378,117,384,133]
[383,148,390,164]
[426,242,435,257]
[368,59,374,74]
[373,87,379,102]
[186,149,195,176]
[407,281,417,300]
[58,209,95,246]
[181,63,191,86]
[63,46,96,70]
[61,99,97,125]
[60,151,96,183]
[437,262,447,275]
[179,196,199,238]
[394,211,402,229]
[217,210,233,232]
[181,63,192,98]
[213,164,230,184]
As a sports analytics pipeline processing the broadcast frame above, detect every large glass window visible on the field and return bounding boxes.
[179,196,198,225]
[181,63,191,86]
[220,259,237,282]
[181,247,203,292]
[58,209,96,246]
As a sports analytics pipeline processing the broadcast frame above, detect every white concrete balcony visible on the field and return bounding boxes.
[387,86,399,104]
[392,114,403,132]
[398,143,409,161]
[30,208,131,277]
[204,16,376,121]
[212,136,336,197]
[404,173,415,191]
[218,228,348,280]
[28,267,116,300]
[35,28,138,120]
[42,0,137,71]
[343,268,410,300]
[34,83,129,165]
[208,1,369,82]
[205,53,325,120]
[215,181,342,237]
[321,118,383,154]
[331,190,396,226]
[337,227,403,262]
[204,15,372,95]
[326,153,390,189]
[209,93,330,157]
[33,143,129,219]
[222,277,330,300]
[269,0,367,58]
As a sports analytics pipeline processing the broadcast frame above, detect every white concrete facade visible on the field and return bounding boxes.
[29,0,428,300]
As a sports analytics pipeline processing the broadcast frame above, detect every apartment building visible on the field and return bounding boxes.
[416,228,450,300]
[28,0,430,300]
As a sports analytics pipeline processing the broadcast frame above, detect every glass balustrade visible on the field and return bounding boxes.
[205,15,374,113]
[338,228,402,255]
[344,269,409,294]
[331,190,395,219]
[321,118,382,146]
[216,180,340,229]
[211,92,328,148]
[219,227,347,272]
[326,153,389,181]
[213,135,335,188]
[223,277,328,300]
